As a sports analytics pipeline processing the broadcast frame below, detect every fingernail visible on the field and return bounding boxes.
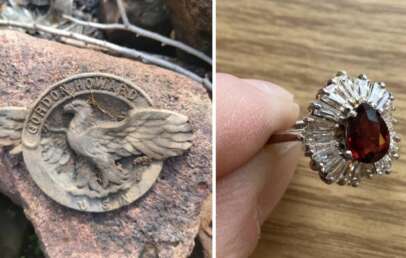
[290,102,301,119]
[243,79,294,101]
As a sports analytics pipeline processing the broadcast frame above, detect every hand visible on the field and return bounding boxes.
[216,73,302,258]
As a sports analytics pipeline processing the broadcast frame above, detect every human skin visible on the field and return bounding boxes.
[216,73,302,258]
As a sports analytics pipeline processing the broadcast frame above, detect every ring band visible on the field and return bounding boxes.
[267,121,305,144]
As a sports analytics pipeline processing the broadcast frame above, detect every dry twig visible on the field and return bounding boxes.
[0,20,212,91]
[0,0,213,91]
[115,0,129,26]
[63,14,212,65]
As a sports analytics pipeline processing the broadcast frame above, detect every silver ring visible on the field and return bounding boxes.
[269,71,401,186]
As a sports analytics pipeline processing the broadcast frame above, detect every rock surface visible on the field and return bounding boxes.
[0,30,211,258]
[164,0,212,58]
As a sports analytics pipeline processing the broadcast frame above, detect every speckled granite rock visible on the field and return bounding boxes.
[0,30,212,258]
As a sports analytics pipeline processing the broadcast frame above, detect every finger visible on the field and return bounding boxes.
[256,143,302,223]
[217,142,301,258]
[242,79,294,101]
[216,73,299,178]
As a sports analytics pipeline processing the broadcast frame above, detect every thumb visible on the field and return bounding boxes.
[216,73,299,178]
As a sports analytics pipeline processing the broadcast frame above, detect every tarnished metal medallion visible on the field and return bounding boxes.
[0,73,193,212]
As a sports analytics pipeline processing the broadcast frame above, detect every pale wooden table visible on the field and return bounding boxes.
[217,0,406,257]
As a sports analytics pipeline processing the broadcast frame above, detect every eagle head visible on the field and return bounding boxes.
[64,100,92,115]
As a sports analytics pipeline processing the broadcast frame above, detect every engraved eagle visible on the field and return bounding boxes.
[0,100,193,197]
[0,107,27,154]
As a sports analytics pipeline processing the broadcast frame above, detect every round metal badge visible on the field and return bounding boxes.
[20,73,193,212]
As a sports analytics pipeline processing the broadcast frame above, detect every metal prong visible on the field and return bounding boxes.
[358,74,368,80]
[351,181,360,187]
[336,71,347,77]
[337,177,348,185]
[378,82,386,88]
[319,163,326,174]
[348,110,357,118]
[392,153,400,160]
[311,102,322,110]
[393,135,401,143]
[343,150,353,160]
[365,169,374,178]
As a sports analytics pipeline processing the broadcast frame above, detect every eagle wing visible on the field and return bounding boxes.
[41,134,73,174]
[87,108,193,160]
[0,107,27,154]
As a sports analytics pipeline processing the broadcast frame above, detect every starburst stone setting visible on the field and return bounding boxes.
[302,72,400,186]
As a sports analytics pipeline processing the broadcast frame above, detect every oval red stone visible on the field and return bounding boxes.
[346,103,390,163]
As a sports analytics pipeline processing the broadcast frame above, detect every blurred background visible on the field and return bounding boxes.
[217,0,406,257]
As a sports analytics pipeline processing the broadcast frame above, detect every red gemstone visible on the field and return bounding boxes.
[346,103,390,163]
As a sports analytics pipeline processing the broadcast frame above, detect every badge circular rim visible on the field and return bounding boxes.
[17,73,192,212]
